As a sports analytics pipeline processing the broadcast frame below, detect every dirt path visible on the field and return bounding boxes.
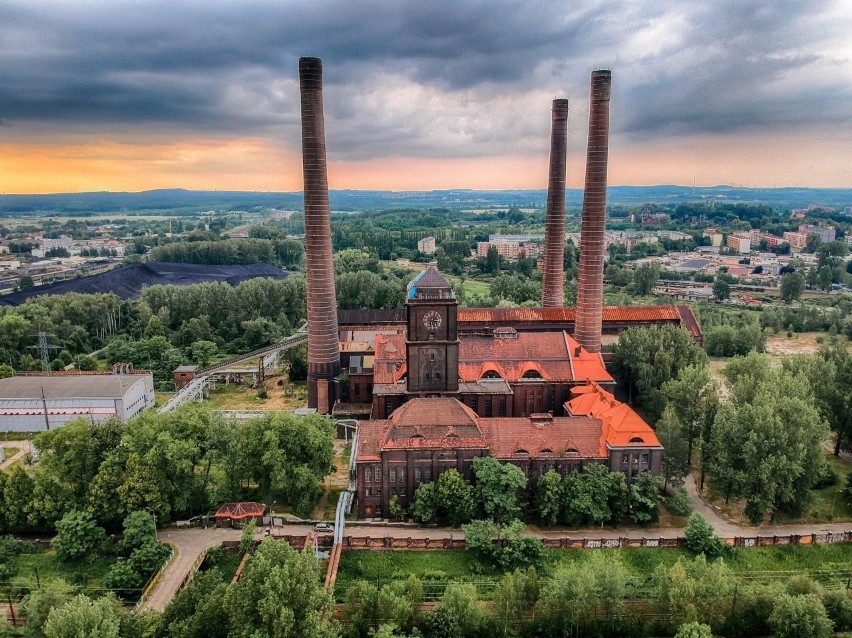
[0,440,31,470]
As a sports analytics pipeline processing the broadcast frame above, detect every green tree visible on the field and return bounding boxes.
[708,356,830,522]
[438,582,488,637]
[683,513,724,557]
[122,510,157,554]
[42,594,121,638]
[534,470,562,526]
[239,519,257,555]
[0,364,13,379]
[162,569,228,638]
[52,510,106,562]
[485,245,500,273]
[435,469,476,526]
[104,560,145,599]
[661,363,713,464]
[492,568,539,638]
[611,326,708,420]
[410,481,438,525]
[128,540,171,577]
[656,407,690,489]
[712,276,730,301]
[780,271,805,303]
[224,537,338,638]
[19,580,74,638]
[768,594,833,638]
[633,262,661,295]
[190,340,218,367]
[238,412,335,517]
[561,463,625,527]
[471,457,527,523]
[653,555,734,630]
[462,519,544,570]
[630,471,661,525]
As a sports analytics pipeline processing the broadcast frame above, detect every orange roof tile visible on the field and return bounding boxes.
[214,502,266,520]
[456,305,681,324]
[565,383,661,453]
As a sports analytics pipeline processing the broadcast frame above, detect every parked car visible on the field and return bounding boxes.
[315,522,334,532]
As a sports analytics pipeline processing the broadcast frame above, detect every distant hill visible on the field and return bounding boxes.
[1,186,851,215]
[0,262,291,306]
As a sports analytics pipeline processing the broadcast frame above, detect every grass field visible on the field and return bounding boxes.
[199,551,244,583]
[446,275,491,298]
[8,547,115,593]
[336,543,852,596]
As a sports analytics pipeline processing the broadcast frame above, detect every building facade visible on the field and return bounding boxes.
[0,371,155,432]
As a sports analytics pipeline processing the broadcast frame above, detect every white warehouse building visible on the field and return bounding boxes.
[0,372,155,432]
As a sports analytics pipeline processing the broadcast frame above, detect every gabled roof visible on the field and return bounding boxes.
[565,383,662,450]
[214,502,266,520]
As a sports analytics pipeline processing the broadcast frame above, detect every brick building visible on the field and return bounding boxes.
[354,267,663,518]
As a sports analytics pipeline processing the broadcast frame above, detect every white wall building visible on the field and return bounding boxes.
[0,372,155,432]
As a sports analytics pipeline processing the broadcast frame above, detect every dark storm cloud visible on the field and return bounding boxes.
[1,0,850,156]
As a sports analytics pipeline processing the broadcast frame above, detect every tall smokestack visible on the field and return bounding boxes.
[574,70,611,353]
[299,57,340,413]
[542,98,569,307]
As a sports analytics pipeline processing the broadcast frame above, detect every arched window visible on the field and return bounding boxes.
[521,370,543,379]
[481,370,501,379]
[629,437,645,444]
[514,449,529,456]
[539,448,553,456]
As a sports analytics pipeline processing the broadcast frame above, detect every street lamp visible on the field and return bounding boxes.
[146,507,158,542]
[830,489,842,519]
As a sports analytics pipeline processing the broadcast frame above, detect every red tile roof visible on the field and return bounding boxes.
[373,330,612,385]
[479,416,605,459]
[565,383,662,451]
[456,305,681,324]
[373,334,407,384]
[214,502,266,520]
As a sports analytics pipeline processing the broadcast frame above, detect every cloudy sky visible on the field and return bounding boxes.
[2,0,851,193]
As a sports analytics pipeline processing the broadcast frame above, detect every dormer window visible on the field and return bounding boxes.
[522,370,542,379]
[629,437,645,444]
[481,370,501,379]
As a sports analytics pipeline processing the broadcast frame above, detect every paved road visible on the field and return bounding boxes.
[141,527,244,612]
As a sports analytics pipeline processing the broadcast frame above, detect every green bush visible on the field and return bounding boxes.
[105,560,145,599]
[665,489,693,517]
[822,589,852,632]
[122,511,157,555]
[768,593,833,638]
[129,541,171,577]
[53,510,106,562]
[674,622,712,638]
[683,513,724,558]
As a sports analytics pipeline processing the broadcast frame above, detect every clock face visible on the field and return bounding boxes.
[423,310,442,330]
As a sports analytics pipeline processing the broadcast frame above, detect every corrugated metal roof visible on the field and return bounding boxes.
[0,374,147,400]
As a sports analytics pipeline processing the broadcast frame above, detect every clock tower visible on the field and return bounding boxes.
[405,267,459,394]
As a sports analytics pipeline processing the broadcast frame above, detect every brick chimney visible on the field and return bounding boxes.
[574,70,611,353]
[299,57,340,412]
[541,98,569,308]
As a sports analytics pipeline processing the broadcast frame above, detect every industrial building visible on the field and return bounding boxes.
[0,370,155,432]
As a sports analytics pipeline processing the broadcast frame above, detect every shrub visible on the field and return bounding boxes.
[665,489,693,517]
[461,519,544,570]
[812,465,839,489]
[674,622,712,638]
[822,589,852,632]
[683,513,724,557]
[239,519,257,555]
[129,541,171,577]
[53,510,106,562]
[768,593,833,638]
[105,560,145,599]
[122,511,157,555]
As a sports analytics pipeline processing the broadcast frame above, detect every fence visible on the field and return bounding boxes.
[133,544,176,612]
[266,530,852,551]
